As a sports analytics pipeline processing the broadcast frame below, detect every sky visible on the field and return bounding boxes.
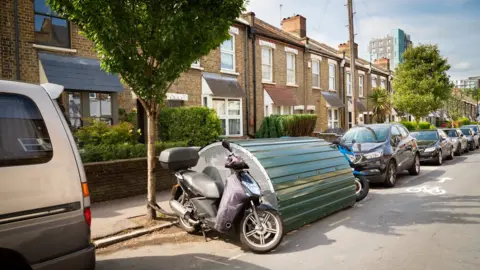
[246,0,480,80]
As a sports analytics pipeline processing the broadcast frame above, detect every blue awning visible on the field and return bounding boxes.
[39,52,123,93]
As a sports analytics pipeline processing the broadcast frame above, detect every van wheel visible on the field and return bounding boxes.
[0,249,31,270]
[384,161,397,187]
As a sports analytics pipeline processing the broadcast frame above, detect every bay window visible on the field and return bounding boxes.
[372,77,377,88]
[312,60,320,88]
[220,35,235,71]
[286,53,296,84]
[212,98,242,136]
[381,79,386,89]
[328,108,339,128]
[262,47,273,82]
[89,93,113,124]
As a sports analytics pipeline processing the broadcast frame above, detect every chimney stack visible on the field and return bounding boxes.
[281,15,307,38]
[338,41,358,59]
[374,57,390,71]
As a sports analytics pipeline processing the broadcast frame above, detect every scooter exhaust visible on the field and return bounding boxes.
[169,200,200,225]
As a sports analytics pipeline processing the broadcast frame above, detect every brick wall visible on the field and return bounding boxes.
[84,158,176,203]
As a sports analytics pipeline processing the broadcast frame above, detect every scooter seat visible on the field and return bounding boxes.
[181,170,224,199]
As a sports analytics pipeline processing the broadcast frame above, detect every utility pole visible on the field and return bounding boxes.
[347,0,357,129]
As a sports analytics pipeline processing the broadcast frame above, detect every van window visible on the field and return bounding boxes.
[0,93,53,167]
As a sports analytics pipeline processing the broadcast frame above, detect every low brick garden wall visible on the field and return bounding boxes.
[84,158,176,203]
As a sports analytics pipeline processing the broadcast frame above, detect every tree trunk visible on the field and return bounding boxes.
[146,110,157,220]
[415,119,420,129]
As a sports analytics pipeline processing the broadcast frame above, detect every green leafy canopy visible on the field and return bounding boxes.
[392,44,453,121]
[47,0,246,107]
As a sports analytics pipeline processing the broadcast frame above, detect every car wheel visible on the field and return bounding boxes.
[384,161,397,188]
[409,154,421,175]
[456,143,462,156]
[471,143,475,151]
[447,147,454,160]
[465,145,469,153]
[436,150,443,165]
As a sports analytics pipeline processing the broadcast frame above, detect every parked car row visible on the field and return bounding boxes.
[338,123,480,187]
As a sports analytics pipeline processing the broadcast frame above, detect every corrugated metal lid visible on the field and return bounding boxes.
[321,92,345,108]
[264,85,298,106]
[39,53,123,92]
[202,72,245,98]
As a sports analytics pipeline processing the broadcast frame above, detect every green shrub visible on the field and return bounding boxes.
[458,117,471,126]
[256,114,317,138]
[80,141,188,163]
[159,107,222,147]
[400,121,434,131]
[75,119,141,146]
[400,121,415,131]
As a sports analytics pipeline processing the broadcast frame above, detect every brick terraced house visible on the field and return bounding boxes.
[1,0,392,137]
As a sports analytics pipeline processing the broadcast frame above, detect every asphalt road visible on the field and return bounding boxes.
[97,151,480,270]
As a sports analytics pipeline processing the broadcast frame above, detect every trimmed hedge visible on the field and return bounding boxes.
[80,141,188,163]
[400,121,435,131]
[75,119,141,146]
[257,114,317,138]
[159,107,222,147]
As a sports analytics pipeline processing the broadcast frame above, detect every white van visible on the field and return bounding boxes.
[0,80,95,270]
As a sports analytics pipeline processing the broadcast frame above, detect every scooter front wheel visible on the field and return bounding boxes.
[355,175,369,202]
[239,209,284,253]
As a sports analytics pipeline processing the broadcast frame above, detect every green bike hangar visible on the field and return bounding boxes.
[193,137,356,232]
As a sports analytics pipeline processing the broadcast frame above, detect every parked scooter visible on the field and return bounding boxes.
[332,138,370,202]
[159,140,284,253]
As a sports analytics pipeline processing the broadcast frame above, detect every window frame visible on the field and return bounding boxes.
[328,108,339,129]
[312,59,320,88]
[220,34,235,72]
[34,0,71,48]
[372,77,377,88]
[329,63,336,91]
[286,52,296,85]
[261,47,273,82]
[88,92,113,125]
[212,97,243,137]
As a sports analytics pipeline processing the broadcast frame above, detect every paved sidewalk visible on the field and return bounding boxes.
[91,191,173,239]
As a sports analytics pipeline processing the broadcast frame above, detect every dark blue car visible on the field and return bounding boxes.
[340,123,420,187]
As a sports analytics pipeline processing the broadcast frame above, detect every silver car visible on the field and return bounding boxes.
[0,80,95,269]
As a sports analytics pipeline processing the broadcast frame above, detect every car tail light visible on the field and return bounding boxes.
[84,208,92,227]
[82,182,91,226]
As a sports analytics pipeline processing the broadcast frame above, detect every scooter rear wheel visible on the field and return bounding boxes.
[355,176,369,202]
[239,209,284,253]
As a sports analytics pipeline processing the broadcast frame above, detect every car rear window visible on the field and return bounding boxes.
[460,129,471,135]
[0,93,53,167]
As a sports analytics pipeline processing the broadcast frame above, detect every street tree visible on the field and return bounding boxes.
[369,87,391,123]
[48,0,246,220]
[392,44,453,127]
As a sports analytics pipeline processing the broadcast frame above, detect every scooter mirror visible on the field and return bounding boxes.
[222,140,232,152]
